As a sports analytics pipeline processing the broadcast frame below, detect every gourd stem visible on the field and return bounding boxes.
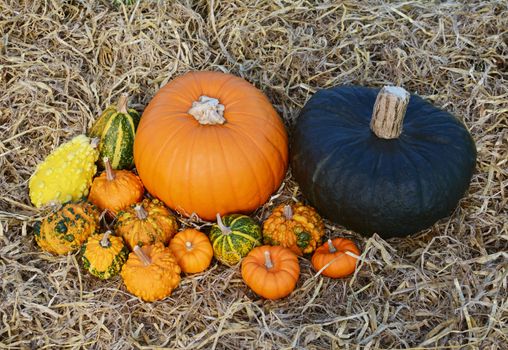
[185,241,193,250]
[133,245,151,266]
[264,250,273,269]
[188,95,226,125]
[117,93,129,114]
[90,137,100,149]
[327,239,337,253]
[100,231,112,248]
[370,86,410,139]
[283,205,293,220]
[103,157,115,181]
[134,205,148,220]
[216,213,232,235]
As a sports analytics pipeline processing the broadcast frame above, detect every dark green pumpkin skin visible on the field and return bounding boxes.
[291,86,477,238]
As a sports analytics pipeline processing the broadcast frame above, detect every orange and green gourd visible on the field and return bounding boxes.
[81,231,129,279]
[209,213,262,266]
[34,201,100,255]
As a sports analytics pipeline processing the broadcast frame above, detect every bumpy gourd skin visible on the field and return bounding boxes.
[34,202,100,255]
[81,232,129,279]
[263,203,325,255]
[121,243,181,302]
[29,135,99,207]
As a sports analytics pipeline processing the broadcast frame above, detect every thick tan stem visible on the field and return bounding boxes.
[283,205,293,220]
[100,231,112,248]
[133,245,151,266]
[327,239,337,253]
[370,86,410,139]
[264,250,274,269]
[134,205,148,220]
[103,157,115,181]
[117,94,129,114]
[216,213,232,235]
[188,96,226,125]
[185,241,193,251]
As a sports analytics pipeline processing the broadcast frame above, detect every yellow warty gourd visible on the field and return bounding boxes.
[29,135,99,207]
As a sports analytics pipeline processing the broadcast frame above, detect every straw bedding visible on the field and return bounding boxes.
[1,0,507,348]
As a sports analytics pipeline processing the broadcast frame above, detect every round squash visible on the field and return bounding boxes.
[115,199,179,250]
[88,157,144,216]
[169,229,213,274]
[34,201,100,255]
[263,203,325,255]
[134,71,288,221]
[291,86,477,237]
[81,231,129,279]
[89,94,140,170]
[311,238,360,278]
[121,243,181,302]
[241,245,300,300]
[209,213,262,266]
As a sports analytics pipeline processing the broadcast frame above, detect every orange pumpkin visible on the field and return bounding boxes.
[88,157,144,215]
[241,245,300,300]
[311,238,360,278]
[169,229,213,274]
[134,71,288,220]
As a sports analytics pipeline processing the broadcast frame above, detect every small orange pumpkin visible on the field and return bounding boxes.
[241,245,300,300]
[169,229,213,274]
[88,157,144,215]
[311,238,360,278]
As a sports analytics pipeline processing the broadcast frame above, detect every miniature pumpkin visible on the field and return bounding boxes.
[29,135,99,207]
[121,243,181,302]
[88,157,144,215]
[115,199,178,250]
[209,213,262,266]
[291,86,477,237]
[263,203,325,255]
[241,245,300,300]
[34,201,100,255]
[311,238,360,278]
[169,229,213,274]
[81,231,129,279]
[134,71,288,221]
[89,94,140,170]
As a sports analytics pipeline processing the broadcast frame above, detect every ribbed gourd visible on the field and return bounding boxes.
[29,135,99,208]
[81,231,129,279]
[89,94,140,170]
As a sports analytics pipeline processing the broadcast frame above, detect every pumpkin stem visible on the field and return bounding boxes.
[216,213,232,235]
[264,250,274,269]
[327,239,337,253]
[103,157,115,181]
[117,93,129,114]
[370,86,410,139]
[283,205,293,220]
[100,230,112,248]
[133,245,151,266]
[188,95,226,125]
[134,205,148,220]
[185,241,193,251]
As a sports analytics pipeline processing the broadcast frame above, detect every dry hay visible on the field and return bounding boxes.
[1,0,507,349]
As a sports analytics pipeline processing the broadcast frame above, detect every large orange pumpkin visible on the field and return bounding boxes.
[134,71,288,220]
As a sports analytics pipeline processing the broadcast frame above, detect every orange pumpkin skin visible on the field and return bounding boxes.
[311,238,360,278]
[88,158,144,215]
[169,229,213,274]
[241,245,300,300]
[134,71,288,220]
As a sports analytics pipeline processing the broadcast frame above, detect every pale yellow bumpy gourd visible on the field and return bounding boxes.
[29,135,99,207]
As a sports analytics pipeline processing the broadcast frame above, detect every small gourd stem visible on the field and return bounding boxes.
[327,239,337,253]
[264,250,274,269]
[185,241,193,250]
[133,245,151,266]
[283,205,293,220]
[90,137,100,149]
[117,93,129,114]
[134,205,148,220]
[100,231,112,248]
[216,213,232,235]
[370,86,410,139]
[188,95,226,125]
[103,157,115,181]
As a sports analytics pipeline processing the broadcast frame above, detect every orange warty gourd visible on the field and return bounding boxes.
[134,71,288,220]
[311,238,360,278]
[169,229,213,274]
